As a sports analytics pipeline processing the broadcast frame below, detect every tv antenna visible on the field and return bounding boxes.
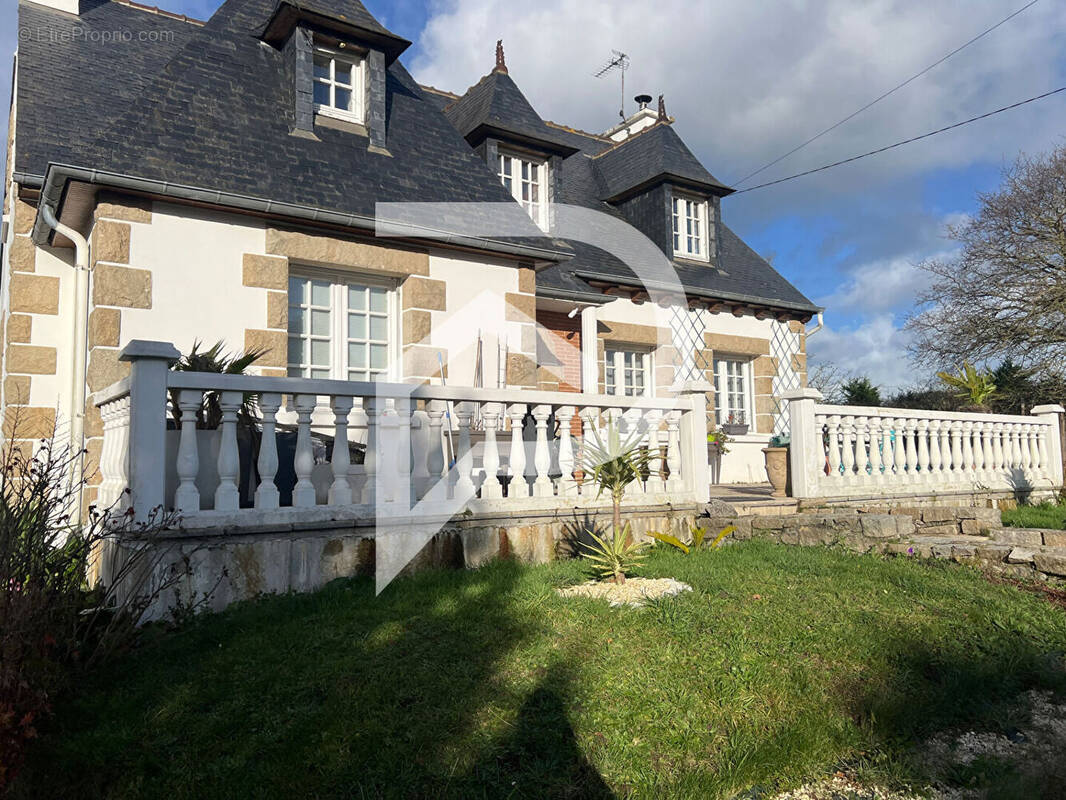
[594,49,630,120]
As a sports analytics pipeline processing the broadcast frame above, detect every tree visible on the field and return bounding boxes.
[906,144,1066,378]
[807,360,847,404]
[841,376,881,406]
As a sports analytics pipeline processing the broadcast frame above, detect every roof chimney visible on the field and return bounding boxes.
[634,94,653,110]
[495,39,508,74]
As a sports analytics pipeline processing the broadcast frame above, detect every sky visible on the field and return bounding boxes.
[2,0,1065,391]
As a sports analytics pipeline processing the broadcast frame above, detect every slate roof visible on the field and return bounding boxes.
[11,0,817,315]
[592,122,733,200]
[443,70,578,155]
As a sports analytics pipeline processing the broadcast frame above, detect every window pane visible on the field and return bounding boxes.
[349,342,367,368]
[369,316,387,341]
[288,366,303,378]
[334,87,352,112]
[289,277,306,303]
[313,56,330,80]
[370,344,387,369]
[288,307,306,334]
[349,370,368,382]
[369,287,387,313]
[310,340,330,366]
[311,309,330,336]
[313,82,330,106]
[311,368,330,380]
[348,285,366,310]
[334,62,353,87]
[287,337,304,365]
[311,281,330,306]
[348,314,367,340]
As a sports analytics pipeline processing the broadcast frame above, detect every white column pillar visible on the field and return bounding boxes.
[119,340,181,521]
[677,380,713,503]
[1032,405,1065,487]
[782,388,823,499]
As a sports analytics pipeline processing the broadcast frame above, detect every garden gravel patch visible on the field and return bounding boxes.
[556,577,692,607]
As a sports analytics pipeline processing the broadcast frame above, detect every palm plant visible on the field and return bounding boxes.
[936,361,997,410]
[580,523,645,585]
[170,340,267,430]
[647,523,735,554]
[577,421,651,538]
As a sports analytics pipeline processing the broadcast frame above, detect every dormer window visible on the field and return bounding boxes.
[672,194,709,261]
[313,45,365,123]
[498,151,547,230]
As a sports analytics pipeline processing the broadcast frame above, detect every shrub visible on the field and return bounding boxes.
[647,524,735,554]
[0,417,176,791]
[578,523,645,584]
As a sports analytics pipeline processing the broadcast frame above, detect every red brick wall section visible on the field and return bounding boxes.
[536,310,583,436]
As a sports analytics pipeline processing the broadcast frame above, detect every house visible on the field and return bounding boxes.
[1,0,820,513]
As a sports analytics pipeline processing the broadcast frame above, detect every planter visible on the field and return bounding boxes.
[721,423,749,436]
[762,446,789,498]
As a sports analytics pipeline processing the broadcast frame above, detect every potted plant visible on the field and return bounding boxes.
[720,413,749,436]
[762,433,790,498]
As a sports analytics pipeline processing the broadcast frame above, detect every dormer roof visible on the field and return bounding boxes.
[261,0,411,63]
[592,122,733,201]
[444,69,579,157]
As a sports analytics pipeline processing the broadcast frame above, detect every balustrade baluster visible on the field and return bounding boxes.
[893,418,907,478]
[425,400,447,499]
[481,403,504,499]
[666,410,682,492]
[623,408,646,495]
[532,404,554,497]
[214,391,243,511]
[827,415,843,479]
[814,413,829,474]
[254,392,281,509]
[644,409,665,494]
[410,404,431,499]
[853,415,868,482]
[1010,423,1023,470]
[904,419,920,480]
[916,420,931,483]
[935,421,950,474]
[292,394,317,507]
[839,417,856,480]
[961,421,974,481]
[868,417,883,481]
[991,422,1005,475]
[175,389,202,512]
[454,402,476,498]
[507,404,529,498]
[981,422,994,478]
[327,396,354,505]
[556,406,577,496]
[1036,425,1050,482]
[393,397,413,505]
[1017,423,1032,475]
[361,398,380,504]
[927,419,942,478]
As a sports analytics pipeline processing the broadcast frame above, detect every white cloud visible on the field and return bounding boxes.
[807,314,916,392]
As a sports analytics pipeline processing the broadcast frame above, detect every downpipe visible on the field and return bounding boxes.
[39,205,90,528]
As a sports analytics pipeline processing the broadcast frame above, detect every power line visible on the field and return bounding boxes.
[732,0,1042,186]
[734,85,1066,194]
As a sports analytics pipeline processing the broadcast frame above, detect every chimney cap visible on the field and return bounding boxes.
[634,94,653,109]
[494,39,508,74]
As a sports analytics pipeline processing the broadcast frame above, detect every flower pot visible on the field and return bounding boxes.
[762,446,789,498]
[721,423,748,436]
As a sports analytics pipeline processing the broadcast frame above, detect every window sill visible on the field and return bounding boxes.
[314,112,368,137]
[673,253,712,265]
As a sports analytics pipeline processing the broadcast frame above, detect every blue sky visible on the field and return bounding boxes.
[3,0,1065,390]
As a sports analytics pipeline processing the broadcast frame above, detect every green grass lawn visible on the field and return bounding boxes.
[17,541,1066,800]
[1002,501,1066,530]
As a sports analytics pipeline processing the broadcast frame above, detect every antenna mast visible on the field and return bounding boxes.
[594,49,630,120]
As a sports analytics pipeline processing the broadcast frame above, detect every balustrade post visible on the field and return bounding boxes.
[255,392,282,509]
[556,406,578,496]
[531,404,554,497]
[292,394,317,507]
[328,396,354,505]
[678,381,713,503]
[174,389,202,512]
[481,403,504,499]
[119,340,181,521]
[507,404,529,499]
[1032,405,1065,487]
[783,389,822,499]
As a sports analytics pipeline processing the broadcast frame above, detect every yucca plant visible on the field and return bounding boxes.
[578,421,651,537]
[937,361,997,410]
[579,523,645,584]
[648,523,735,554]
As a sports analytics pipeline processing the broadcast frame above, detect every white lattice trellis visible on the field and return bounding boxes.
[668,304,711,382]
[770,320,802,435]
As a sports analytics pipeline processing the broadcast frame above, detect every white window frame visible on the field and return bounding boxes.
[287,269,399,382]
[604,346,653,397]
[498,150,548,231]
[312,44,366,123]
[713,356,754,427]
[672,193,709,261]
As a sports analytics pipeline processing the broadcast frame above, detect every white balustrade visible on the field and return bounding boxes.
[785,390,1065,499]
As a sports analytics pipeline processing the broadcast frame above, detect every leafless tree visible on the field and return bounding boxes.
[807,359,847,404]
[906,144,1066,378]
